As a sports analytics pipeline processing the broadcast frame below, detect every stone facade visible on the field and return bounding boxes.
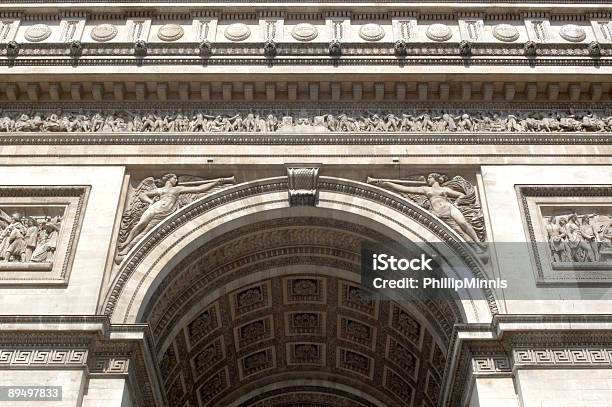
[1,1,612,406]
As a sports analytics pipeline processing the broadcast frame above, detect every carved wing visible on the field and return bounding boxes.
[442,176,486,241]
[397,191,429,209]
[175,175,226,208]
[117,177,157,244]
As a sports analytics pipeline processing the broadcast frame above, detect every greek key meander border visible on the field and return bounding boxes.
[0,185,89,283]
[104,177,496,324]
[517,185,612,282]
[473,347,612,375]
[0,348,88,368]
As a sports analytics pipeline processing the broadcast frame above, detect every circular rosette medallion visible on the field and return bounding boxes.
[359,23,385,41]
[91,24,118,42]
[492,24,520,42]
[224,23,251,41]
[426,23,452,42]
[157,24,184,41]
[291,23,318,41]
[24,24,52,42]
[559,24,586,42]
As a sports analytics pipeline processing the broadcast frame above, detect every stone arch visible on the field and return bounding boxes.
[101,175,497,406]
[102,176,496,325]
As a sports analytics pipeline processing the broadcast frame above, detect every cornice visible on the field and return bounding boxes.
[0,316,163,406]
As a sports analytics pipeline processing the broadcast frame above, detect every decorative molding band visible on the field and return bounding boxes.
[513,347,612,367]
[0,348,88,368]
[472,356,512,375]
[3,133,612,146]
[90,356,131,374]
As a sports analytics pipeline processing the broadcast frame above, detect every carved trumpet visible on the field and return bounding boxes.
[367,176,426,185]
[180,176,235,186]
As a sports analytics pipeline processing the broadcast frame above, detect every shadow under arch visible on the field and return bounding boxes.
[102,176,497,325]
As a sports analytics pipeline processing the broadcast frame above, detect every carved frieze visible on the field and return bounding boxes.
[3,109,611,134]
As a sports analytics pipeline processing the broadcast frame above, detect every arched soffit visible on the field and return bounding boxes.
[102,176,496,325]
[155,266,452,407]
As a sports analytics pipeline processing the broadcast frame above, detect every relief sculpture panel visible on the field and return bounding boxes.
[0,209,62,267]
[0,186,89,284]
[368,173,486,246]
[116,173,235,263]
[518,185,612,282]
[544,212,612,264]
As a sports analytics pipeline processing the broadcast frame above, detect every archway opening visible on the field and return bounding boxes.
[141,215,462,406]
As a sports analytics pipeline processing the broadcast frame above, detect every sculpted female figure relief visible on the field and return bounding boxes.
[116,173,235,263]
[368,173,486,248]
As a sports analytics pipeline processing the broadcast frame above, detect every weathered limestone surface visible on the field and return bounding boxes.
[1,1,612,406]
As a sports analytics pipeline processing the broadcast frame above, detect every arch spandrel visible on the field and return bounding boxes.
[102,176,496,327]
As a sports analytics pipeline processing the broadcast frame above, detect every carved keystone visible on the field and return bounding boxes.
[287,165,320,206]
